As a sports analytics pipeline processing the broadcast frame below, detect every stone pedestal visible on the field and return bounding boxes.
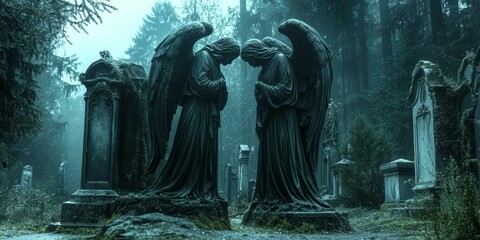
[110,194,231,230]
[242,202,351,232]
[379,159,414,208]
[331,159,353,198]
[53,58,148,229]
[60,190,119,225]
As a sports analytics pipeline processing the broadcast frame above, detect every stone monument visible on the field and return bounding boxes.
[379,159,414,208]
[458,47,480,178]
[224,163,238,203]
[407,60,459,198]
[240,19,351,232]
[56,55,149,227]
[330,158,353,199]
[238,144,251,196]
[318,100,340,195]
[20,165,32,196]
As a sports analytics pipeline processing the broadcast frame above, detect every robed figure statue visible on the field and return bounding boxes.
[146,21,240,200]
[241,19,333,208]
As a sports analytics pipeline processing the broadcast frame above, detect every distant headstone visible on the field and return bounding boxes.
[238,145,251,195]
[379,159,414,206]
[457,48,478,162]
[330,159,353,198]
[224,163,238,203]
[247,179,255,202]
[56,161,67,197]
[318,101,339,193]
[20,165,33,195]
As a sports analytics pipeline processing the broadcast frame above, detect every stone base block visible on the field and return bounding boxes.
[61,200,114,224]
[242,202,352,232]
[381,202,407,211]
[387,207,428,218]
[60,189,119,225]
[110,194,231,230]
[55,192,230,231]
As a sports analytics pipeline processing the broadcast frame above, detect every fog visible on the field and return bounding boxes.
[2,0,479,217]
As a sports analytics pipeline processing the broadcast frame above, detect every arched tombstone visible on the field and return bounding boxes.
[58,55,148,226]
[407,60,459,199]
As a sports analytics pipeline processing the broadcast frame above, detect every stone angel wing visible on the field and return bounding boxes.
[278,19,333,171]
[262,36,292,57]
[147,22,213,174]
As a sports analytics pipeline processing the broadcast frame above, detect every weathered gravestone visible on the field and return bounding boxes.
[56,160,67,198]
[407,60,460,203]
[380,159,414,208]
[330,158,353,200]
[224,163,238,203]
[238,144,251,196]
[466,48,480,161]
[57,55,150,227]
[318,100,340,195]
[248,179,256,202]
[20,165,33,196]
[458,47,480,179]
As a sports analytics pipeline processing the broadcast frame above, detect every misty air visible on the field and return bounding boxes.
[0,0,479,239]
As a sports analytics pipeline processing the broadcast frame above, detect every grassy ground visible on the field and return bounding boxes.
[345,207,428,239]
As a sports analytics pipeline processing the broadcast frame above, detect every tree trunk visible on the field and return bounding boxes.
[240,0,247,82]
[429,0,446,44]
[357,0,369,90]
[379,0,393,60]
[342,0,358,93]
[446,0,459,40]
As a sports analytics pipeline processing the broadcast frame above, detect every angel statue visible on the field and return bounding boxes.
[241,19,332,209]
[146,21,240,200]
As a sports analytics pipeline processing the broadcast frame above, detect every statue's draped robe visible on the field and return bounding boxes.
[254,53,328,207]
[149,50,226,199]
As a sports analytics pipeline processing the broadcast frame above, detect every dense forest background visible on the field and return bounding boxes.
[1,0,479,195]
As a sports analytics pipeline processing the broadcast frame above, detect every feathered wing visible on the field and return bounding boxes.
[147,22,213,174]
[262,36,292,57]
[278,19,333,172]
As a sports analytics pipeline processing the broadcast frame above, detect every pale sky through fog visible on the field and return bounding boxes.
[58,0,238,76]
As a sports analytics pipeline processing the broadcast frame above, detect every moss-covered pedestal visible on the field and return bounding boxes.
[109,194,230,230]
[242,202,352,233]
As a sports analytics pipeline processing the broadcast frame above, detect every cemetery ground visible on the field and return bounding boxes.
[0,198,430,239]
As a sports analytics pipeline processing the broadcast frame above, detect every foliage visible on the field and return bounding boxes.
[340,117,393,209]
[367,76,412,158]
[426,160,480,240]
[346,207,427,237]
[229,194,249,217]
[0,186,58,231]
[125,1,179,70]
[0,0,114,169]
[189,213,231,230]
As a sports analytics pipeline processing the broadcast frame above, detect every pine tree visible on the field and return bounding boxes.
[0,0,114,169]
[125,1,179,70]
